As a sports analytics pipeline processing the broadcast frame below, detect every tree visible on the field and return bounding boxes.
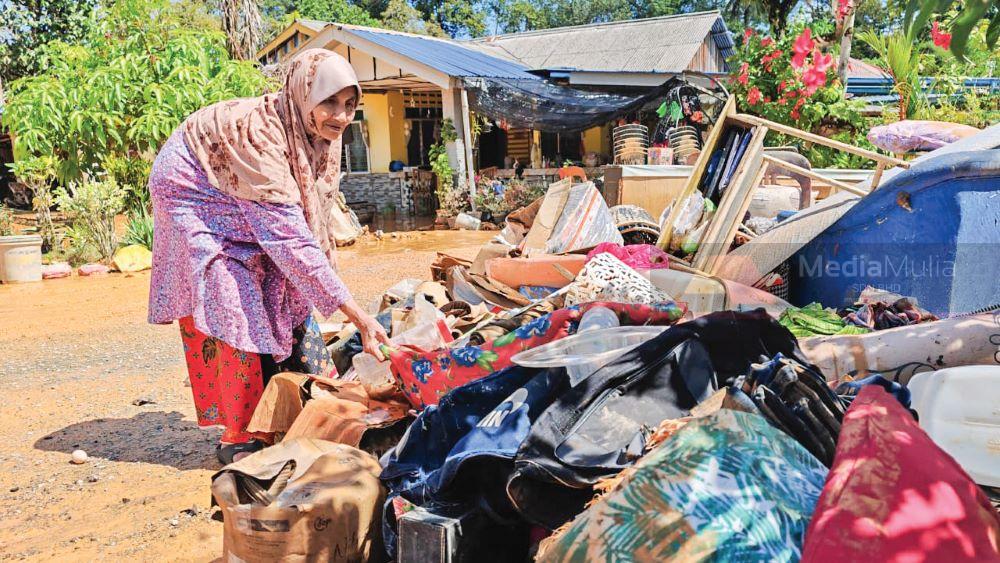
[2,0,274,191]
[858,29,923,120]
[381,0,447,36]
[0,0,99,84]
[221,0,264,60]
[899,0,1000,59]
[413,0,487,37]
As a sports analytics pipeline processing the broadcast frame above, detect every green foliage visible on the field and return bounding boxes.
[381,0,447,36]
[0,205,15,237]
[54,177,127,263]
[3,0,274,194]
[899,0,1000,59]
[296,0,381,25]
[474,177,545,216]
[429,118,467,215]
[0,0,98,84]
[125,206,156,250]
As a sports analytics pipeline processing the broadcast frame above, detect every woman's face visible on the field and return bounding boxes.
[311,86,357,141]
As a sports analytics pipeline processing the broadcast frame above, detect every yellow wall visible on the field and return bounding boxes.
[386,91,407,164]
[582,125,609,157]
[360,91,408,172]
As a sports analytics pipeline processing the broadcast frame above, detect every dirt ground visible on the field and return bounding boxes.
[0,230,491,562]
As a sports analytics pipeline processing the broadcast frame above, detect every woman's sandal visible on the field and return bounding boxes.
[216,439,266,465]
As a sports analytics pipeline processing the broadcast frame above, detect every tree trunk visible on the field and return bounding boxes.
[836,3,857,87]
[220,0,263,61]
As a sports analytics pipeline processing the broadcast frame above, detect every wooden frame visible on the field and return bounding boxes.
[657,105,911,276]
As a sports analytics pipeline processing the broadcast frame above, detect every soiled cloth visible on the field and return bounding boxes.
[838,297,938,331]
[148,130,350,359]
[536,410,828,563]
[183,49,361,264]
[801,386,1000,562]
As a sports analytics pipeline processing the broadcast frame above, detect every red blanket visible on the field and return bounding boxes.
[802,385,1000,562]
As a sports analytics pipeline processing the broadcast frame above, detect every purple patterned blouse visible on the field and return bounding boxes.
[148,130,351,360]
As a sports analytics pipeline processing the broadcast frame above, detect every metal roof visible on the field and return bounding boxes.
[467,11,733,73]
[342,26,541,80]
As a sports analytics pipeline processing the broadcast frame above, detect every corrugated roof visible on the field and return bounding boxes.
[298,19,329,33]
[467,11,731,73]
[341,26,540,80]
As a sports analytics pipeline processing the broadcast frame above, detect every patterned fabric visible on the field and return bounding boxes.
[180,314,335,443]
[536,410,828,563]
[388,301,686,409]
[149,130,350,361]
[564,253,676,307]
[183,49,360,264]
[179,316,271,444]
[801,386,1000,563]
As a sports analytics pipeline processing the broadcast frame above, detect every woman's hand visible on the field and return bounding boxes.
[339,298,390,360]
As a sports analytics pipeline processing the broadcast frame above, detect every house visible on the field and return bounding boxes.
[257,11,736,216]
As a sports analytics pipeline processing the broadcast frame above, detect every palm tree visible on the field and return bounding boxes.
[220,0,264,61]
[857,30,923,121]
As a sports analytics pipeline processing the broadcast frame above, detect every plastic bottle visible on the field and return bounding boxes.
[567,307,621,385]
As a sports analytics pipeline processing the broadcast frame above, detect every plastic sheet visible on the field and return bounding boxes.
[545,183,623,254]
[462,77,680,133]
[867,120,980,153]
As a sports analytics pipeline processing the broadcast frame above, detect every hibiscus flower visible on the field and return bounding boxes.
[737,62,750,85]
[791,28,815,69]
[747,86,763,105]
[931,21,952,50]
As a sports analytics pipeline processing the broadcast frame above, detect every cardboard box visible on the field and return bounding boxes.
[212,438,387,562]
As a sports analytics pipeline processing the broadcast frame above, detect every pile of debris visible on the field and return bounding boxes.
[208,115,1000,562]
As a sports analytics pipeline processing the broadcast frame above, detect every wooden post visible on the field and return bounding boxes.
[460,88,477,210]
[870,162,886,190]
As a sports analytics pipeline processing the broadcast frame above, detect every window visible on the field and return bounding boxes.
[342,111,370,173]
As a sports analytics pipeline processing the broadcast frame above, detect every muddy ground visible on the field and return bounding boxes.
[0,231,490,561]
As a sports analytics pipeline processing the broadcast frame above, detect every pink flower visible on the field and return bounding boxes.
[747,86,762,105]
[791,28,815,69]
[801,50,832,95]
[761,37,774,48]
[931,21,952,50]
[744,28,754,40]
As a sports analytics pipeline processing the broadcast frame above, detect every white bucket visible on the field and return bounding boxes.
[0,235,43,283]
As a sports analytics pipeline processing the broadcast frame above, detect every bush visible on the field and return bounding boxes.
[125,206,155,250]
[728,22,873,168]
[54,177,127,263]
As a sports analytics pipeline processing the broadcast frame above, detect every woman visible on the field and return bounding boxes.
[148,49,388,464]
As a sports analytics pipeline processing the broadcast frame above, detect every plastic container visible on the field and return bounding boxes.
[455,213,482,231]
[0,235,43,283]
[351,318,454,387]
[512,326,666,386]
[908,365,1000,487]
[577,306,620,333]
[644,269,726,316]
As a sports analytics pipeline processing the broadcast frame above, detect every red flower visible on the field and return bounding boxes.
[801,50,832,95]
[744,28,754,40]
[761,37,774,48]
[763,96,772,104]
[737,62,750,85]
[790,97,807,119]
[779,80,787,91]
[836,0,853,20]
[791,28,815,69]
[761,49,784,65]
[747,86,762,105]
[931,21,952,50]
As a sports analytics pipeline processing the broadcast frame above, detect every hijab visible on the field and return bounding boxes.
[183,49,361,265]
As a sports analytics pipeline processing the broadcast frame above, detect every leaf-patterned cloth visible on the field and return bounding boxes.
[537,410,827,563]
[387,301,686,409]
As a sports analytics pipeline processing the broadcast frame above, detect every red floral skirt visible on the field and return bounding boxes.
[179,317,271,443]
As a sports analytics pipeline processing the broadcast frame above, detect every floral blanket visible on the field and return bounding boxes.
[388,301,685,409]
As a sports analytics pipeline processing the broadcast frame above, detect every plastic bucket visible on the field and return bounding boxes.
[0,235,43,283]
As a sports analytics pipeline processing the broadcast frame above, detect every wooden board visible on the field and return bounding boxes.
[618,175,688,220]
[692,125,769,273]
[655,96,736,250]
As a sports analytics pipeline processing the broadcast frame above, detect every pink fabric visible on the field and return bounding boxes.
[802,386,1000,562]
[41,263,72,279]
[148,130,350,361]
[183,49,361,266]
[78,263,110,276]
[586,243,671,270]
